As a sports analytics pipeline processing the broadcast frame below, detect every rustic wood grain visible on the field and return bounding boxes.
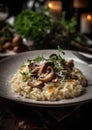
[0,98,92,130]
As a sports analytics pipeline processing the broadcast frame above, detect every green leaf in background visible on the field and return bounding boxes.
[14,10,53,44]
[60,11,77,33]
[14,9,84,48]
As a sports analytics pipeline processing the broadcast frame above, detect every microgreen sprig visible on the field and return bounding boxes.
[20,72,29,82]
[57,45,65,55]
[27,55,45,63]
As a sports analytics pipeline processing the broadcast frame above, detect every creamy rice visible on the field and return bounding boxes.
[11,54,87,101]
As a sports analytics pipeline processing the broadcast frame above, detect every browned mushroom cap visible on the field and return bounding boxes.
[12,35,22,47]
[39,66,55,82]
[3,41,12,50]
[28,63,40,77]
[39,62,54,75]
[31,67,39,75]
[28,63,38,69]
[67,60,74,68]
[28,62,55,87]
[28,80,43,88]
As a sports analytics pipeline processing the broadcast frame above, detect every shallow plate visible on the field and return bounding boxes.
[0,50,92,107]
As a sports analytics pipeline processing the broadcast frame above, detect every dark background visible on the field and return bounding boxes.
[0,0,92,16]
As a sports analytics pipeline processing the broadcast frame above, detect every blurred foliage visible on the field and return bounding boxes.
[60,11,77,34]
[14,10,54,44]
[0,23,13,45]
[14,9,83,48]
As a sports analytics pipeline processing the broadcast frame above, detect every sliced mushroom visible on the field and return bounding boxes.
[67,60,74,69]
[28,63,38,69]
[3,41,12,49]
[39,62,54,75]
[28,61,55,87]
[28,80,43,88]
[39,66,55,82]
[28,63,39,76]
[33,68,39,75]
[12,35,22,47]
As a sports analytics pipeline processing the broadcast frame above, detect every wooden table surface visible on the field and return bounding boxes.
[0,97,92,130]
[0,99,92,130]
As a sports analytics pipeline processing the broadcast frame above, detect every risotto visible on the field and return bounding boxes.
[11,52,87,101]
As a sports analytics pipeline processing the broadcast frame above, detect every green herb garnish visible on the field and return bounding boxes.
[20,72,29,82]
[33,55,45,63]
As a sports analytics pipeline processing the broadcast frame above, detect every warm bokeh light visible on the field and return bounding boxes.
[45,1,62,13]
[73,0,89,8]
[87,15,92,21]
[80,13,92,33]
[48,3,53,9]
